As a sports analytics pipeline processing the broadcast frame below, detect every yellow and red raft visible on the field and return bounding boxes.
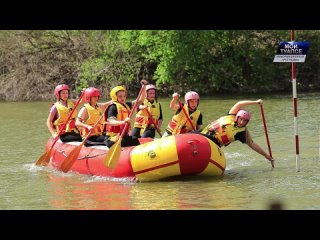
[46,133,226,181]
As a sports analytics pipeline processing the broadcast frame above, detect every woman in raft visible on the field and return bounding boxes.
[47,84,82,142]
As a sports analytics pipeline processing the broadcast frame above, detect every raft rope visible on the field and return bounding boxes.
[57,149,106,160]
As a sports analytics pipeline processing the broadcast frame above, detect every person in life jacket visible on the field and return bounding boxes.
[162,91,203,138]
[105,80,147,148]
[130,84,163,138]
[200,99,275,168]
[47,84,83,142]
[75,87,113,146]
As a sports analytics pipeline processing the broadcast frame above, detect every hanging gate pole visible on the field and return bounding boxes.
[291,30,300,172]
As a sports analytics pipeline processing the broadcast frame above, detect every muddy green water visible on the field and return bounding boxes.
[1,92,319,209]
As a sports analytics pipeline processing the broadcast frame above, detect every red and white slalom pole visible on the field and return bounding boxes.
[291,30,300,172]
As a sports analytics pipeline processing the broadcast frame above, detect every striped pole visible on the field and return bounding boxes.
[291,30,300,172]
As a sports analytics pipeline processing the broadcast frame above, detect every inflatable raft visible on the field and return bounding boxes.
[46,133,226,181]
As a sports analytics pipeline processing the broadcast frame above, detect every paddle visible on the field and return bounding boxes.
[60,105,109,173]
[35,90,85,167]
[177,99,196,131]
[104,83,146,169]
[144,107,162,137]
[259,104,274,168]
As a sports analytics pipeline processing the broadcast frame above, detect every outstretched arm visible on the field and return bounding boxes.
[229,99,263,115]
[246,130,275,168]
[100,100,113,111]
[169,93,180,111]
[132,80,148,106]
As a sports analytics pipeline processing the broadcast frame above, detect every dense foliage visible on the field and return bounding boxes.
[0,30,319,101]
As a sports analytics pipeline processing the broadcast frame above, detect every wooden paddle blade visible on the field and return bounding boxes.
[60,143,83,173]
[35,149,51,166]
[104,139,121,169]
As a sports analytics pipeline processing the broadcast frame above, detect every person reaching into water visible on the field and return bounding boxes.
[75,87,113,146]
[47,84,83,142]
[200,99,275,168]
[131,84,163,138]
[162,91,203,138]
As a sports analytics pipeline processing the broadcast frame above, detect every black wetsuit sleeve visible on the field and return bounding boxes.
[126,102,133,109]
[159,103,163,120]
[197,113,203,125]
[234,130,246,143]
[200,133,221,147]
[107,104,118,118]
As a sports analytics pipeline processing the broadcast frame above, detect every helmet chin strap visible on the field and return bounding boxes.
[187,100,199,109]
[188,105,197,112]
[236,120,249,128]
[236,120,249,127]
[59,97,67,103]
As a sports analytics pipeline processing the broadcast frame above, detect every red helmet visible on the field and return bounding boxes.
[236,110,251,122]
[146,84,157,92]
[84,87,101,103]
[185,91,200,103]
[54,84,70,100]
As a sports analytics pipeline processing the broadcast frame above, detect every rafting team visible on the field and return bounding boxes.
[47,80,275,168]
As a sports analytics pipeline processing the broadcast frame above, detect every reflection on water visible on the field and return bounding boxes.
[47,173,134,210]
[46,172,247,210]
[1,93,320,209]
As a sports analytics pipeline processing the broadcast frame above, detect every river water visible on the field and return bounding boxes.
[1,92,319,209]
